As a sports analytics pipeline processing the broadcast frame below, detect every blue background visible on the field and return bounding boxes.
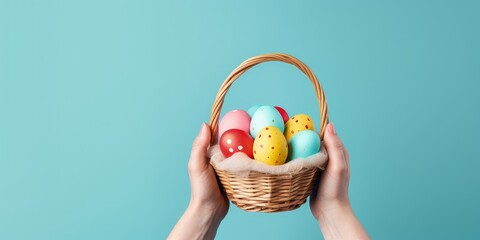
[1,1,479,239]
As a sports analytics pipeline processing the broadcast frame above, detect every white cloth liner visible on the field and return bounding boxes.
[208,144,328,177]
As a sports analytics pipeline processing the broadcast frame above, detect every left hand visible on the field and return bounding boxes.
[187,123,229,219]
[168,123,229,239]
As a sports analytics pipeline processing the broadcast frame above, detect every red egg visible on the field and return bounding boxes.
[274,106,289,123]
[219,129,254,158]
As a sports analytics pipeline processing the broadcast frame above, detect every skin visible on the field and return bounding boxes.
[169,123,370,240]
[310,123,370,240]
[168,123,228,240]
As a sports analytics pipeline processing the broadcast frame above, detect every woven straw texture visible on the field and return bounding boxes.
[208,53,329,212]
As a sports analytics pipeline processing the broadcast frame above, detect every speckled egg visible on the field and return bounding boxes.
[253,126,288,165]
[250,105,284,138]
[288,130,321,161]
[284,114,315,141]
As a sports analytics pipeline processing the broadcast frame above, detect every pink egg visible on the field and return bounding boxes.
[218,109,251,138]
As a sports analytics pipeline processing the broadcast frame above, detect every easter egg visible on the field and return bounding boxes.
[274,106,289,123]
[288,130,321,161]
[253,126,288,165]
[284,114,315,141]
[218,109,251,138]
[247,105,261,118]
[250,105,284,138]
[219,129,254,158]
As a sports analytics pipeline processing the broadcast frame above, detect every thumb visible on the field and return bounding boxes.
[188,123,212,173]
[323,123,348,173]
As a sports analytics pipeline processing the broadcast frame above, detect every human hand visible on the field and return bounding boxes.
[310,122,350,218]
[187,123,229,218]
[168,123,229,240]
[310,123,370,240]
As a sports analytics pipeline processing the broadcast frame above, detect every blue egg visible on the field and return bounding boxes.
[247,105,261,118]
[250,105,284,138]
[288,130,321,161]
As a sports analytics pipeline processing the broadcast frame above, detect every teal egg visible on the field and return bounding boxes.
[247,105,261,118]
[250,105,284,138]
[288,130,321,161]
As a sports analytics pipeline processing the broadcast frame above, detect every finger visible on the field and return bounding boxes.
[188,123,212,173]
[323,123,348,174]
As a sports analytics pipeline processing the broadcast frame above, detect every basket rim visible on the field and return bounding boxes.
[211,161,322,176]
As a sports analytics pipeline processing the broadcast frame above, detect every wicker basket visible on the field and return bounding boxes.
[208,53,329,213]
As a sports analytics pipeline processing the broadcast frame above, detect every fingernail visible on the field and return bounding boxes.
[200,123,207,135]
[328,123,336,135]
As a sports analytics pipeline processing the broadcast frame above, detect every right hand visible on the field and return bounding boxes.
[310,122,351,219]
[309,123,370,240]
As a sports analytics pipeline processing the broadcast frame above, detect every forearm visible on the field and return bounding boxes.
[317,203,370,240]
[168,203,222,240]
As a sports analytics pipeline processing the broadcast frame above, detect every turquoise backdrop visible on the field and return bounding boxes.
[1,1,479,239]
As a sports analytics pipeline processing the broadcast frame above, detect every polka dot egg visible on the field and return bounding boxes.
[253,126,288,165]
[219,129,254,158]
[284,114,315,141]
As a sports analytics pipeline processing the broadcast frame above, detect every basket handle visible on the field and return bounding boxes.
[209,53,329,145]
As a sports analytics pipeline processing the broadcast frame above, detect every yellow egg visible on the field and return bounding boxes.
[253,126,288,165]
[284,114,315,141]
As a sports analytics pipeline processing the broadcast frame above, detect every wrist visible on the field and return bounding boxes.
[315,199,353,226]
[187,201,224,226]
[168,202,223,240]
[317,199,352,217]
[316,201,370,240]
